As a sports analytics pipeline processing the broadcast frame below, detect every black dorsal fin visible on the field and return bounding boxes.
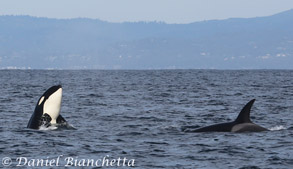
[234,99,255,123]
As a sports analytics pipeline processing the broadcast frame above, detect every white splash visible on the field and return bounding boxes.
[38,122,76,130]
[39,125,58,131]
[269,125,287,131]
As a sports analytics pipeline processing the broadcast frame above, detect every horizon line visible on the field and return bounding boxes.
[1,8,292,24]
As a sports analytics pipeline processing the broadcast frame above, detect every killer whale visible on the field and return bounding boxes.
[187,99,268,132]
[27,85,71,129]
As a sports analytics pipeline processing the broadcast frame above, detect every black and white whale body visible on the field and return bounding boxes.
[188,99,268,132]
[27,85,71,130]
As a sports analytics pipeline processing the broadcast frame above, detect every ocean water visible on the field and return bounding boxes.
[0,70,292,169]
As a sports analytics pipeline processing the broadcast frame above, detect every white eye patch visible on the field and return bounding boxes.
[38,96,45,105]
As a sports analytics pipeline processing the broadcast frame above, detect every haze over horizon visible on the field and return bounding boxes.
[0,9,292,69]
[0,1,292,69]
[1,0,293,24]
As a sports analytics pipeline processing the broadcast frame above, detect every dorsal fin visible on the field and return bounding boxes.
[234,99,255,123]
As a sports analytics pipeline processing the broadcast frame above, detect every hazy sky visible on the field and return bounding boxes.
[0,0,293,23]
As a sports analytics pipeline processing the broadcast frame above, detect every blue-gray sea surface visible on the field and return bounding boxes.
[0,70,292,169]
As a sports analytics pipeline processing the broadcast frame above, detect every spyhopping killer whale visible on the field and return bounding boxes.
[188,99,268,132]
[27,85,73,130]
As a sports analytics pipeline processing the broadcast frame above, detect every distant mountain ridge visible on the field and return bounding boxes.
[0,9,292,69]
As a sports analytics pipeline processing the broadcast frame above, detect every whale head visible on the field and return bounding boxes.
[27,85,64,129]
